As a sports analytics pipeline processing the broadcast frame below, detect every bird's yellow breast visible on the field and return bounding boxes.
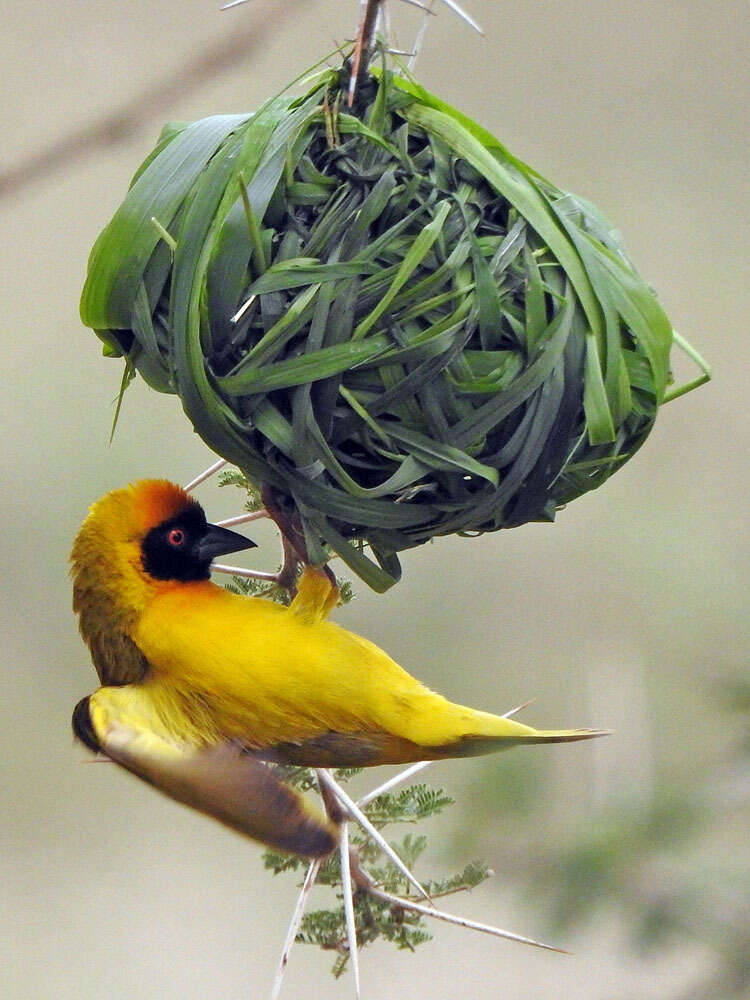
[134,582,462,750]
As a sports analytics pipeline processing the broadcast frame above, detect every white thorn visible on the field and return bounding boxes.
[375,0,387,37]
[231,294,257,324]
[216,509,269,527]
[365,880,566,953]
[183,458,227,492]
[340,824,361,999]
[409,0,435,71]
[210,563,278,582]
[316,769,432,903]
[397,0,436,13]
[220,0,249,10]
[436,0,482,35]
[502,699,535,719]
[356,760,434,809]
[270,859,321,1000]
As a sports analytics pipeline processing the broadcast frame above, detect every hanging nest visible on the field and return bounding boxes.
[80,64,706,590]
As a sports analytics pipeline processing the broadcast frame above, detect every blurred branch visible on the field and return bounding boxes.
[0,0,308,199]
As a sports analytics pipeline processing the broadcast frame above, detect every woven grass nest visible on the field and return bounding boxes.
[80,64,706,590]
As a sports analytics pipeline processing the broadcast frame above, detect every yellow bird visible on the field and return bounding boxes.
[71,479,604,860]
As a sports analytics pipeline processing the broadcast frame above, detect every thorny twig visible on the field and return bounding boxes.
[348,0,482,104]
[349,0,385,106]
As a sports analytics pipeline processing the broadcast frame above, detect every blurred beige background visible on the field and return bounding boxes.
[1,2,747,998]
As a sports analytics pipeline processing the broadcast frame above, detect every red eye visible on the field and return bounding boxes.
[167,528,185,547]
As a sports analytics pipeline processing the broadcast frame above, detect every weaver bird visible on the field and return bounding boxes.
[71,479,604,860]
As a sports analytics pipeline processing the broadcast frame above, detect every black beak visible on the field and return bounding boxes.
[195,523,258,563]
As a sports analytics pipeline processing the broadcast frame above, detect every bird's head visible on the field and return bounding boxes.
[71,479,256,618]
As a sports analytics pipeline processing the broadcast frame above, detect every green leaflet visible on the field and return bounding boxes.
[316,517,401,592]
[385,425,499,485]
[402,101,606,351]
[451,292,575,447]
[242,259,379,296]
[218,338,390,395]
[353,201,452,340]
[81,114,252,329]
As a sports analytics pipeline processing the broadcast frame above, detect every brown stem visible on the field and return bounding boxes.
[349,0,385,106]
[260,485,304,594]
[259,484,336,596]
[277,535,302,594]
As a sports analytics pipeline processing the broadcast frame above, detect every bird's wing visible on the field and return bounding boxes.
[76,686,338,858]
[75,593,149,685]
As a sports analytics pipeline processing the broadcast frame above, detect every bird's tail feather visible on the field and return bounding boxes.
[433,727,610,758]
